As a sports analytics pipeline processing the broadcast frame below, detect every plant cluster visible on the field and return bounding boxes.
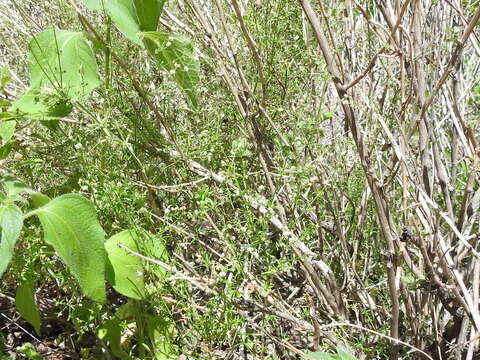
[1,0,480,359]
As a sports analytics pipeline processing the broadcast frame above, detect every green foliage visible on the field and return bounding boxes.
[142,32,200,107]
[0,204,23,277]
[0,64,12,90]
[105,229,146,300]
[0,120,15,143]
[147,316,178,360]
[33,194,107,303]
[106,0,144,46]
[98,318,133,359]
[134,0,166,32]
[15,279,41,335]
[0,120,16,160]
[81,0,104,11]
[100,0,165,46]
[16,343,42,360]
[13,29,100,121]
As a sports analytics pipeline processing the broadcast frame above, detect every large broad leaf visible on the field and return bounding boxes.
[105,230,146,299]
[15,280,41,335]
[105,0,165,47]
[34,194,106,302]
[106,0,143,46]
[12,30,100,119]
[105,229,169,299]
[0,205,23,277]
[133,0,165,31]
[142,32,200,108]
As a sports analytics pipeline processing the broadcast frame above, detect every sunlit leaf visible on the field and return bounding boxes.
[0,204,23,277]
[12,30,99,121]
[34,194,107,302]
[105,229,146,300]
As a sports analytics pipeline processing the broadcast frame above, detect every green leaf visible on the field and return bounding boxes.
[336,347,358,360]
[0,64,12,90]
[147,316,178,360]
[0,120,16,143]
[133,0,166,31]
[15,280,41,335]
[105,229,146,300]
[0,205,23,277]
[142,32,200,108]
[13,29,100,119]
[0,175,41,204]
[34,194,107,302]
[304,353,340,360]
[30,193,51,209]
[0,142,13,160]
[16,343,42,360]
[81,0,104,10]
[98,318,132,360]
[105,0,165,46]
[115,299,140,320]
[106,0,144,46]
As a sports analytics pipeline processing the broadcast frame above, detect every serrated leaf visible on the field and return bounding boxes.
[0,205,23,277]
[142,32,200,108]
[105,230,146,300]
[15,280,41,335]
[0,120,15,143]
[12,29,99,120]
[34,194,107,302]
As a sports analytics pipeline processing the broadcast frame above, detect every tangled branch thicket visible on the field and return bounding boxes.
[2,0,480,359]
